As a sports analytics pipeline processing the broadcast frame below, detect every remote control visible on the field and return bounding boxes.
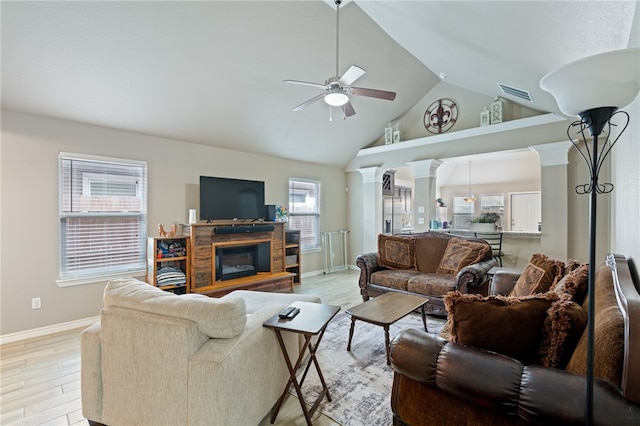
[286,307,300,319]
[278,306,296,318]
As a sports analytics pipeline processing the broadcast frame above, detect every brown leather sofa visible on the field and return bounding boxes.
[356,232,495,316]
[389,254,640,425]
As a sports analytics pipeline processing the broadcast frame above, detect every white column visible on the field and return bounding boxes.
[357,167,387,253]
[407,159,443,232]
[530,141,573,260]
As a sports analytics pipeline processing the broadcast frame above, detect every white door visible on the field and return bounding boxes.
[510,192,541,232]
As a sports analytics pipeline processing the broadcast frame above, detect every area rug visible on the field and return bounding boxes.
[295,311,446,426]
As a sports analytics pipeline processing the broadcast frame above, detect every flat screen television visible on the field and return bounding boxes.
[199,176,265,221]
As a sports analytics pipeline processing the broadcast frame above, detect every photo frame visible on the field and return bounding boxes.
[480,108,491,127]
[384,126,393,145]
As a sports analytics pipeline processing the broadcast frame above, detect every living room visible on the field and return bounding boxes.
[1,1,640,425]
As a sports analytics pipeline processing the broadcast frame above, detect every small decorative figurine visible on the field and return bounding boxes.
[158,224,167,237]
[167,224,177,237]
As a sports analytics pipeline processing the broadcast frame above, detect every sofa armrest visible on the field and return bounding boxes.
[356,252,382,292]
[490,271,521,295]
[390,329,640,425]
[81,322,103,423]
[455,260,495,292]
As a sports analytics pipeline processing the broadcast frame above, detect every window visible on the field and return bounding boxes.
[480,193,505,226]
[288,178,321,251]
[452,195,474,229]
[59,153,147,284]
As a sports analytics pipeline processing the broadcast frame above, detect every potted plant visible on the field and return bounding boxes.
[469,214,498,231]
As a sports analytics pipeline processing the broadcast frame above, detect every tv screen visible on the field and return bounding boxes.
[199,176,265,221]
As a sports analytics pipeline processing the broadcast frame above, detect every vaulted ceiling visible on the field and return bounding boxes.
[2,1,638,168]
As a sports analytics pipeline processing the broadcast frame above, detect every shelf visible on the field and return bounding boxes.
[157,256,188,262]
[346,113,569,171]
[147,236,190,293]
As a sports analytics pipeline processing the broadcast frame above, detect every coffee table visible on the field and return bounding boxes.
[346,292,428,365]
[263,301,340,426]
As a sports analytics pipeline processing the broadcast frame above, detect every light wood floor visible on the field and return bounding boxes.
[1,269,363,426]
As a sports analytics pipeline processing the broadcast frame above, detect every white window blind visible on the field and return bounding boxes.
[288,178,321,251]
[59,153,147,281]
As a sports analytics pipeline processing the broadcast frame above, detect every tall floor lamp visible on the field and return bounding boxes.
[540,47,640,425]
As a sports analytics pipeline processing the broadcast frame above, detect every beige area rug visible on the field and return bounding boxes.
[295,311,446,426]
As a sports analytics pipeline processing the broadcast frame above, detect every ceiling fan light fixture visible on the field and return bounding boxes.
[324,92,349,106]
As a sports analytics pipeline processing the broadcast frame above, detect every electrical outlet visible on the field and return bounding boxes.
[32,297,41,309]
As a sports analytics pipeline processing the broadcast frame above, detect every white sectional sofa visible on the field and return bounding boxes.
[81,277,321,426]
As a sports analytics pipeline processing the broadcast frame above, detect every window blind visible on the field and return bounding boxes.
[59,153,147,280]
[288,179,321,251]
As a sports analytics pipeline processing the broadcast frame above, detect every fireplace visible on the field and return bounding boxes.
[215,242,270,281]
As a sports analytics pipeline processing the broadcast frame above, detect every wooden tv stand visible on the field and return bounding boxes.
[186,221,293,297]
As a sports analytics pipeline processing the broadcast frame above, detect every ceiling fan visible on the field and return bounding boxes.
[284,0,396,120]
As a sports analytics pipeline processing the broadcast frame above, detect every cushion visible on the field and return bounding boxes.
[378,234,416,269]
[553,263,589,305]
[536,296,588,368]
[444,291,558,363]
[414,234,451,273]
[407,273,457,297]
[509,253,564,297]
[436,238,490,277]
[370,269,422,291]
[104,278,247,338]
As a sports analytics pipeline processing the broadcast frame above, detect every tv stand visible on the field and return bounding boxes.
[186,221,293,297]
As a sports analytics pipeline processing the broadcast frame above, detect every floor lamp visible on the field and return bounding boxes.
[540,47,640,425]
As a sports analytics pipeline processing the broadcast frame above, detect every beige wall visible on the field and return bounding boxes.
[0,110,347,335]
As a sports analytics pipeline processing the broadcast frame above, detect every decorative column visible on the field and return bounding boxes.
[356,167,387,253]
[407,160,443,232]
[530,141,573,260]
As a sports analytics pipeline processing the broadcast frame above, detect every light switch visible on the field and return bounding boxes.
[418,206,425,213]
[418,218,425,225]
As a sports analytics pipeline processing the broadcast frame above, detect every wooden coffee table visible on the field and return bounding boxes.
[263,301,341,426]
[346,292,428,365]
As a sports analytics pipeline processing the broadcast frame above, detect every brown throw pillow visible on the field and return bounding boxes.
[436,238,490,277]
[444,291,558,363]
[553,263,589,305]
[378,234,416,269]
[509,253,564,297]
[536,296,588,368]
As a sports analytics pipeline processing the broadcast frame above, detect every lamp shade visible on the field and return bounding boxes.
[325,91,349,107]
[540,48,640,117]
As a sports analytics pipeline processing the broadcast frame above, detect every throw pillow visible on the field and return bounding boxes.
[536,296,588,368]
[444,291,558,363]
[378,234,416,269]
[509,253,565,297]
[553,263,589,305]
[436,238,490,277]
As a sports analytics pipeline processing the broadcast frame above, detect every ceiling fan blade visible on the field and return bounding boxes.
[338,65,366,87]
[283,79,327,90]
[292,93,326,111]
[342,101,356,118]
[350,86,397,101]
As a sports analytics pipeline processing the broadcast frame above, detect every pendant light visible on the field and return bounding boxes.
[463,160,475,203]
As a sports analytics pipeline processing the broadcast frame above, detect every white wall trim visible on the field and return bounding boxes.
[0,316,100,345]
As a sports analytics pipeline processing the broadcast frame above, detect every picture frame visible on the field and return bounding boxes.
[393,128,401,144]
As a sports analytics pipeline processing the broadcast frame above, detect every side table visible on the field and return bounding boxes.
[263,301,341,426]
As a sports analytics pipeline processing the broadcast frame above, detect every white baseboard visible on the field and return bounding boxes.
[0,316,100,345]
[300,264,358,279]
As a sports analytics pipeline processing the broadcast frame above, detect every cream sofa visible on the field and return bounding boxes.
[81,278,321,426]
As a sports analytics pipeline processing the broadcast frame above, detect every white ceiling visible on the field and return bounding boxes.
[2,1,638,168]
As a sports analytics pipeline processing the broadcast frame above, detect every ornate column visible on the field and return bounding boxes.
[530,141,573,260]
[407,159,443,232]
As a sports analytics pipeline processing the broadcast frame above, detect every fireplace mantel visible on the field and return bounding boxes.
[187,221,293,296]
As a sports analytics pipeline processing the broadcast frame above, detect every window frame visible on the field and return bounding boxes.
[57,152,148,286]
[288,178,321,252]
